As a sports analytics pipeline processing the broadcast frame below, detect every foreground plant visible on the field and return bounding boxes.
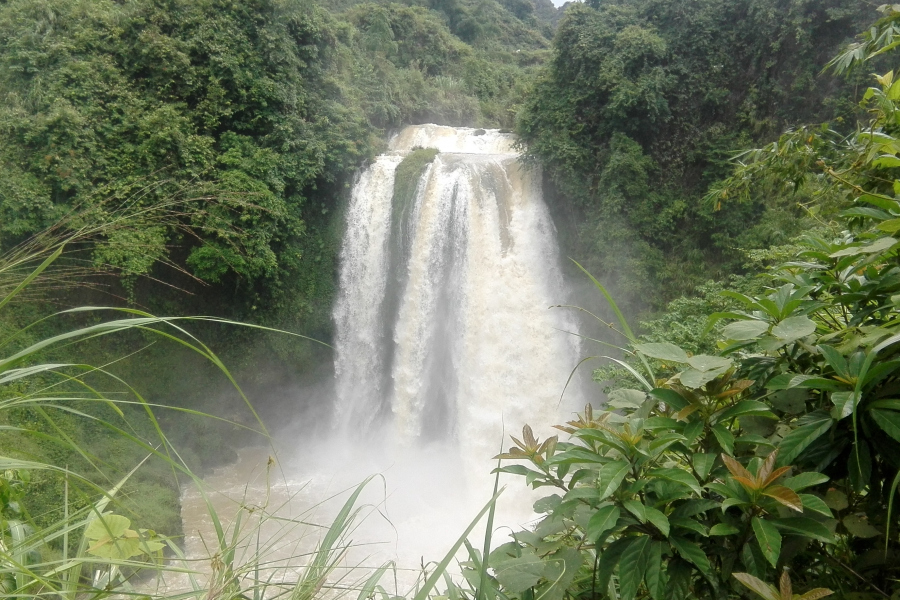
[469,8,900,600]
[733,570,832,600]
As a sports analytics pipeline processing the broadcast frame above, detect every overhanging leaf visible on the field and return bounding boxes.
[870,408,900,442]
[772,517,835,544]
[776,417,833,466]
[686,355,732,372]
[772,316,816,342]
[649,468,702,496]
[493,552,544,593]
[733,573,780,600]
[634,343,690,364]
[722,320,770,341]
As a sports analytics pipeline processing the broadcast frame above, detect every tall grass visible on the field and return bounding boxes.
[0,221,502,600]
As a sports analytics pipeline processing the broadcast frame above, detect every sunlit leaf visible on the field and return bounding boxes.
[772,316,816,342]
[762,486,803,512]
[722,320,770,341]
[733,572,781,600]
[634,343,690,363]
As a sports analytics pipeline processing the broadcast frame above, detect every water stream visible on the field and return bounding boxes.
[174,125,584,593]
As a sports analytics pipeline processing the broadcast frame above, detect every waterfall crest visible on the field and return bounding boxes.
[333,125,581,471]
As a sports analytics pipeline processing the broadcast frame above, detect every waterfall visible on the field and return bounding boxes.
[333,124,581,478]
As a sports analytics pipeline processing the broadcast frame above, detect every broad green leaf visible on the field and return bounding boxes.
[772,517,835,544]
[683,420,704,443]
[714,401,776,424]
[870,408,900,442]
[824,489,848,511]
[608,389,648,409]
[649,468,702,496]
[634,343,689,363]
[618,536,651,600]
[85,514,131,540]
[771,389,808,414]
[598,461,630,500]
[711,424,735,455]
[493,553,544,593]
[623,498,647,522]
[767,374,841,391]
[772,316,816,342]
[670,499,720,519]
[586,505,621,543]
[868,398,900,410]
[741,540,767,579]
[644,507,670,537]
[649,432,688,455]
[842,514,880,537]
[88,536,142,560]
[686,355,732,372]
[679,366,730,388]
[709,524,739,536]
[595,537,635,592]
[752,517,781,567]
[799,494,833,517]
[873,154,900,168]
[644,542,666,600]
[776,417,833,466]
[829,236,898,257]
[692,453,716,481]
[665,559,692,600]
[783,472,829,491]
[539,547,582,600]
[722,320,770,341]
[819,345,850,379]
[669,536,712,576]
[732,573,780,600]
[669,517,708,536]
[649,388,689,411]
[830,391,857,420]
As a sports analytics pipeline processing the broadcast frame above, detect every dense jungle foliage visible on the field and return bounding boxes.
[518,0,880,314]
[9,1,900,600]
[469,7,900,600]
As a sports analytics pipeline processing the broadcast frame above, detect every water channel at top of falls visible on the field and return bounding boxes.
[167,125,587,596]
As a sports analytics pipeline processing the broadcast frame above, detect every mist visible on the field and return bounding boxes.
[172,125,590,588]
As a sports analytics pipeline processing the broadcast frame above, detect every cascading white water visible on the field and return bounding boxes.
[334,124,582,480]
[168,126,586,594]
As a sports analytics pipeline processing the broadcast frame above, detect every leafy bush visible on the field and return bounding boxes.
[477,9,900,600]
[518,0,876,314]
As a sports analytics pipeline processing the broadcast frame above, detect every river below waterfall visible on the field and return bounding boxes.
[169,125,586,594]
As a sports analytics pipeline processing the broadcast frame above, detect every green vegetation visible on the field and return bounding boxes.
[475,7,900,600]
[11,1,900,600]
[517,0,878,314]
[394,147,440,211]
[0,0,556,542]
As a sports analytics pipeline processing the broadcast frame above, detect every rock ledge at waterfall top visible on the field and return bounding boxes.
[388,124,517,156]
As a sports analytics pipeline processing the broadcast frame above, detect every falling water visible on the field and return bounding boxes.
[333,124,582,484]
[172,126,585,593]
